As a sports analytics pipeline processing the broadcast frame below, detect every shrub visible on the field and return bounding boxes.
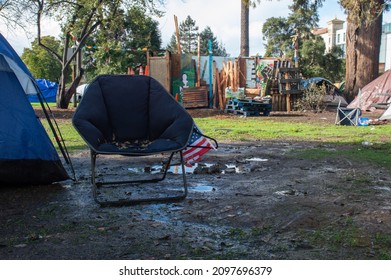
[294,84,327,113]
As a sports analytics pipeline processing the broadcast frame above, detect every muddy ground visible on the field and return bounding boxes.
[0,109,390,260]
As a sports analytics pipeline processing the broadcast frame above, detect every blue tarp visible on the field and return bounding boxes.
[28,79,58,102]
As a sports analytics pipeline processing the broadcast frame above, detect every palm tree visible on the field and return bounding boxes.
[240,0,250,56]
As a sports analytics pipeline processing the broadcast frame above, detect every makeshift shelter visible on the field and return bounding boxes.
[379,105,391,121]
[347,70,391,111]
[0,33,69,185]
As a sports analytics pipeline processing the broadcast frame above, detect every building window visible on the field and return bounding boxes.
[337,34,340,43]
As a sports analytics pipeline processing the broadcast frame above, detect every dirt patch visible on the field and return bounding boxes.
[1,109,390,260]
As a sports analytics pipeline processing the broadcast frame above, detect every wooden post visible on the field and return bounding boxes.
[217,68,224,110]
[208,39,213,108]
[197,34,201,87]
[174,15,181,54]
[285,71,291,113]
[213,60,217,108]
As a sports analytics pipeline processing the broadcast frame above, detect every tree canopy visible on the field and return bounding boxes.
[261,0,346,82]
[83,5,162,79]
[21,36,62,82]
[166,15,227,56]
[0,0,166,108]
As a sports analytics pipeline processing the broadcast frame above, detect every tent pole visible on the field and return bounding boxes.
[33,79,76,181]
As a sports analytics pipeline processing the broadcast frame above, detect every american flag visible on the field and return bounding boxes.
[182,125,216,166]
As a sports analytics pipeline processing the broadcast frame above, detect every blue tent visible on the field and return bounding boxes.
[28,79,58,103]
[0,33,69,185]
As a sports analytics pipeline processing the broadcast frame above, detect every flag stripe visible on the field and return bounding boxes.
[183,125,216,166]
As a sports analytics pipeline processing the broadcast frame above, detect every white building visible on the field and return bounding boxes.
[313,18,391,72]
[380,23,391,71]
[313,18,346,54]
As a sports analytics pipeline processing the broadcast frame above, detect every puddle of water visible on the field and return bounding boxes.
[275,190,297,196]
[245,158,268,162]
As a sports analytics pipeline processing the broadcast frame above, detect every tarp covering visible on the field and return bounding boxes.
[0,33,69,185]
[347,70,391,111]
[28,79,58,102]
[379,105,391,120]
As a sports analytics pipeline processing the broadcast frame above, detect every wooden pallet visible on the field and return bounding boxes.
[224,108,262,117]
[277,67,303,95]
[225,98,272,116]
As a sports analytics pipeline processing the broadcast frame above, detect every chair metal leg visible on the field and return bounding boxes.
[90,150,188,207]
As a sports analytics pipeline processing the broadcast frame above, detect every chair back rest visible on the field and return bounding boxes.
[97,75,150,142]
[74,75,193,147]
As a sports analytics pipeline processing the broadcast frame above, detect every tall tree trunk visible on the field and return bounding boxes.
[240,1,249,57]
[344,13,382,102]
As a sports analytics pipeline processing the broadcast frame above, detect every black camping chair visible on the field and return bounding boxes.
[72,75,195,207]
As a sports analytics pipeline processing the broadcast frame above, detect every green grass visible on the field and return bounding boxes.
[288,144,391,169]
[302,218,391,259]
[37,108,391,168]
[195,117,391,144]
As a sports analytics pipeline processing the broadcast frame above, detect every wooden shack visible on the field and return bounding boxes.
[147,51,209,109]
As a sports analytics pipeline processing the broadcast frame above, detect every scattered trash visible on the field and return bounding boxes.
[358,117,370,126]
[361,141,373,146]
[128,162,262,175]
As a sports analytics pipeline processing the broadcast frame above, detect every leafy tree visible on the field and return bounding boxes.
[245,0,321,58]
[262,17,291,57]
[300,36,345,82]
[180,15,199,54]
[84,5,162,78]
[199,26,227,56]
[167,16,227,56]
[166,34,178,53]
[300,36,327,77]
[21,36,62,81]
[261,0,344,83]
[0,0,165,109]
[339,0,390,101]
[323,46,345,82]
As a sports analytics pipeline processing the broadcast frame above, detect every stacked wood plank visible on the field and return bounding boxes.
[182,86,209,108]
[214,60,242,110]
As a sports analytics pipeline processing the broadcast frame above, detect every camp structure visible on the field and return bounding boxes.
[347,70,391,111]
[379,104,391,120]
[0,33,70,185]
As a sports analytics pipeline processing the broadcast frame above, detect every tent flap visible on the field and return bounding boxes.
[348,70,391,111]
[0,33,69,185]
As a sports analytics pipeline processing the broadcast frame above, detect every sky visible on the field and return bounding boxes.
[1,0,390,56]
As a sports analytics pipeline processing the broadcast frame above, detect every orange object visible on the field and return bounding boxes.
[144,65,149,76]
[139,65,144,75]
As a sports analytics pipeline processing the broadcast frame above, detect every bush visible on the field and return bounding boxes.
[294,84,327,113]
